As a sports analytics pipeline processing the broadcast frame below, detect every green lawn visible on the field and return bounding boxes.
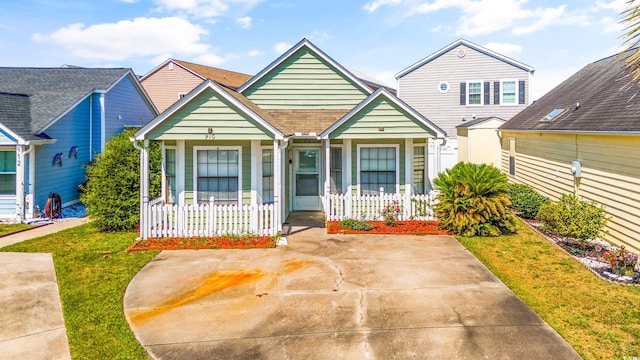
[0,222,35,237]
[457,219,640,360]
[1,223,158,360]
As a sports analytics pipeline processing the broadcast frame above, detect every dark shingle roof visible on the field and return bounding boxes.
[456,116,505,128]
[500,50,640,132]
[0,92,37,140]
[0,68,130,139]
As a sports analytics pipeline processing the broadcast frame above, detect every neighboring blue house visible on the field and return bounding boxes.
[0,68,157,221]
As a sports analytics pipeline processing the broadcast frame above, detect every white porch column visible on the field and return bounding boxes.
[404,138,413,220]
[99,93,106,152]
[176,140,185,205]
[324,138,331,214]
[26,145,35,218]
[140,140,149,239]
[273,140,282,232]
[250,140,260,205]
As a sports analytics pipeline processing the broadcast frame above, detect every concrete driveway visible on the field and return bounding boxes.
[124,229,581,359]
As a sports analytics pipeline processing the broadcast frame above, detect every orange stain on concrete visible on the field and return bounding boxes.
[282,259,314,273]
[128,269,264,324]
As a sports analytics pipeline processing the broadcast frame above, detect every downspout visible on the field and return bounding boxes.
[17,144,34,222]
[131,138,149,239]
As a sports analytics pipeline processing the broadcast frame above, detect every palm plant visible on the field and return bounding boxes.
[621,1,640,79]
[433,162,516,237]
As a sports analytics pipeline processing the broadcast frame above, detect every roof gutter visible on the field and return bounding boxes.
[499,129,640,136]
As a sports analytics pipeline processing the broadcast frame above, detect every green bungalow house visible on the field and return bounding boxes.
[133,39,446,240]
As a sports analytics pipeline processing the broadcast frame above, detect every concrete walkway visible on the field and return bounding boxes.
[0,218,89,360]
[124,228,581,359]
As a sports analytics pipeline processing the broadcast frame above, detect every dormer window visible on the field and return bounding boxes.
[541,108,565,122]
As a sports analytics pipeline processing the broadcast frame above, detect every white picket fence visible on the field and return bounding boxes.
[144,197,276,239]
[325,191,438,221]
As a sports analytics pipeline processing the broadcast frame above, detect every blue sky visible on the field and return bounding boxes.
[0,0,632,100]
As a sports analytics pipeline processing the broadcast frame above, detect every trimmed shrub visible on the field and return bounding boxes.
[81,129,161,231]
[433,162,516,237]
[506,183,549,219]
[535,194,608,241]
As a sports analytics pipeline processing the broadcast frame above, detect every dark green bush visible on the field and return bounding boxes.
[339,219,374,231]
[535,194,608,241]
[433,162,516,237]
[81,129,161,231]
[506,183,549,219]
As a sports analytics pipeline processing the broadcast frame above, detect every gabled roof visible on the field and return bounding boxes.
[238,38,373,95]
[134,80,285,140]
[0,93,32,142]
[500,49,640,133]
[320,88,446,139]
[395,39,535,80]
[0,67,142,140]
[140,59,252,90]
[456,116,506,129]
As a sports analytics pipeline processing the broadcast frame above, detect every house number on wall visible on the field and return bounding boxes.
[16,145,22,167]
[205,128,215,140]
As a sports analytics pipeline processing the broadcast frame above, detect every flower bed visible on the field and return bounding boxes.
[127,235,277,251]
[326,220,451,235]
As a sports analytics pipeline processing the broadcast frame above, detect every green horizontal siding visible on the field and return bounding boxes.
[147,88,274,141]
[243,48,368,109]
[331,96,437,139]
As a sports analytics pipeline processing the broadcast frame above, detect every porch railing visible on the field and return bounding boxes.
[144,197,276,239]
[325,191,438,221]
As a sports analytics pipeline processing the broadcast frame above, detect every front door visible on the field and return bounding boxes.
[293,147,321,210]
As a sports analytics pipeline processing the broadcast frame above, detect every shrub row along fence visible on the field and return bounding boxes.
[143,197,276,239]
[325,191,438,221]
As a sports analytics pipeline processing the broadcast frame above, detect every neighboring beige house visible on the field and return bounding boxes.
[456,117,505,167]
[133,38,446,240]
[396,39,534,181]
[140,59,252,113]
[499,50,640,252]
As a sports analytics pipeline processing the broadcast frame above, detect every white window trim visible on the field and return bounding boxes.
[500,79,518,106]
[162,145,177,203]
[192,145,243,204]
[330,145,345,194]
[356,144,400,195]
[437,81,450,94]
[412,143,428,194]
[466,80,483,106]
[0,148,16,197]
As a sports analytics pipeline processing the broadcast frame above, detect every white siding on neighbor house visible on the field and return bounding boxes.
[141,63,203,113]
[501,131,640,253]
[399,44,530,140]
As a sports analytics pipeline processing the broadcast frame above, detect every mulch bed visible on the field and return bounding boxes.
[326,220,451,235]
[521,218,639,285]
[127,235,276,251]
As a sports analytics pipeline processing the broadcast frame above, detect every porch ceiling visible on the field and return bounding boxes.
[265,109,350,136]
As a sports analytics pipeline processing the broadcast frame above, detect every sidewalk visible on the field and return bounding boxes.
[0,217,90,248]
[0,217,90,360]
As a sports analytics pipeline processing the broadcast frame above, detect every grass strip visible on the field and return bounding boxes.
[0,222,36,237]
[1,223,158,359]
[457,219,640,360]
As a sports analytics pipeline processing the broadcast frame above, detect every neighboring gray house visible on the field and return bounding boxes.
[395,39,534,181]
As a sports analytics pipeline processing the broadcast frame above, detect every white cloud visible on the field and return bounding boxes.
[194,52,226,66]
[273,41,292,54]
[483,42,522,56]
[363,0,403,13]
[37,17,209,61]
[154,0,262,19]
[306,30,331,44]
[247,49,262,56]
[236,16,252,29]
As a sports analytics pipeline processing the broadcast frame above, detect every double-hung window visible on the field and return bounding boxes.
[501,80,517,105]
[0,150,15,195]
[261,149,274,203]
[164,147,176,203]
[195,148,240,204]
[467,81,482,105]
[359,146,397,194]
